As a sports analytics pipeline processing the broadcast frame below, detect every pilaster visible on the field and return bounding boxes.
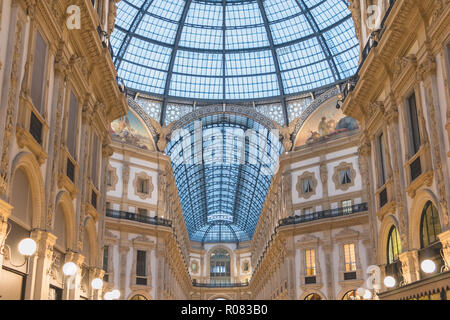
[438,230,450,270]
[26,230,57,300]
[0,199,12,270]
[399,250,420,284]
[62,252,85,300]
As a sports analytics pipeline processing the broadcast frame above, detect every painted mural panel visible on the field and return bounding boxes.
[294,98,359,147]
[110,110,155,151]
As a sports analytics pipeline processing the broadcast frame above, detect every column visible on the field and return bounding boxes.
[438,230,450,270]
[25,230,57,300]
[62,252,85,300]
[118,244,130,299]
[0,199,12,271]
[322,243,335,300]
[399,250,420,284]
[89,267,105,300]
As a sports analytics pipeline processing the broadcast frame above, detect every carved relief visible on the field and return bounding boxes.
[106,164,118,192]
[0,13,25,194]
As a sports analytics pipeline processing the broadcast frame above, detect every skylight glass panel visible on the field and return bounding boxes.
[225,51,275,77]
[263,0,302,23]
[170,74,223,100]
[148,0,185,22]
[276,39,325,71]
[225,1,264,27]
[226,74,280,100]
[269,14,313,45]
[225,25,270,50]
[136,13,179,45]
[310,0,349,29]
[173,51,223,77]
[115,1,139,30]
[179,26,223,50]
[186,1,223,27]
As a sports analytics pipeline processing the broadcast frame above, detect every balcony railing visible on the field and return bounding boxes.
[192,282,249,288]
[106,209,172,227]
[279,203,368,227]
[357,0,397,74]
[97,26,114,59]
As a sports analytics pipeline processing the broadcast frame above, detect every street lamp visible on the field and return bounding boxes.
[17,238,37,256]
[62,262,78,277]
[383,276,396,288]
[421,259,436,274]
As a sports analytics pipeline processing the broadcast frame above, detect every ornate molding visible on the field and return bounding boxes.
[295,171,318,200]
[132,171,154,201]
[332,162,356,192]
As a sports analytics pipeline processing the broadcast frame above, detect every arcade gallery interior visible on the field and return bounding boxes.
[0,0,449,300]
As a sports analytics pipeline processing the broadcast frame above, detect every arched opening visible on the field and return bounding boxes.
[54,204,67,251]
[210,248,231,285]
[49,203,69,300]
[130,294,148,300]
[0,168,34,300]
[420,201,442,248]
[304,293,322,300]
[387,226,402,264]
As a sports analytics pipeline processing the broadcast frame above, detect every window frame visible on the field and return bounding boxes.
[420,201,442,248]
[387,225,402,264]
[344,243,357,272]
[404,90,422,158]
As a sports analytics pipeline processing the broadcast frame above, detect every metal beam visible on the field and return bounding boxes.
[114,0,156,70]
[294,0,341,81]
[256,0,289,125]
[160,0,193,125]
[222,0,227,100]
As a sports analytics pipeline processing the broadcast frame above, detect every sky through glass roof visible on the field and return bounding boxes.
[112,0,359,103]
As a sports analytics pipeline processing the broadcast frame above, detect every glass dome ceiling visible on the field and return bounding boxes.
[166,114,282,243]
[111,0,359,103]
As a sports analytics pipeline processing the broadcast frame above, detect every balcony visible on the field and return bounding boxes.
[279,203,368,227]
[192,282,248,288]
[106,209,172,228]
[357,0,397,74]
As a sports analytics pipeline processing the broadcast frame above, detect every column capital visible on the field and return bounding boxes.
[0,199,13,221]
[438,230,450,270]
[65,251,85,267]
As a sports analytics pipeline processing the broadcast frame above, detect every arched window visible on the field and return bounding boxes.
[210,248,231,284]
[387,226,402,264]
[305,293,322,300]
[420,201,442,248]
[130,294,148,300]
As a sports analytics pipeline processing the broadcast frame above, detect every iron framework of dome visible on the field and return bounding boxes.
[111,0,359,125]
[166,114,282,244]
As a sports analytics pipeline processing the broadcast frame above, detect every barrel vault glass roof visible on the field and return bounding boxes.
[111,0,359,103]
[166,114,282,243]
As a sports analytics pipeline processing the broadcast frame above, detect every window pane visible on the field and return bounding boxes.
[91,133,99,188]
[67,92,79,159]
[31,31,47,114]
[408,93,421,155]
[136,250,146,276]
